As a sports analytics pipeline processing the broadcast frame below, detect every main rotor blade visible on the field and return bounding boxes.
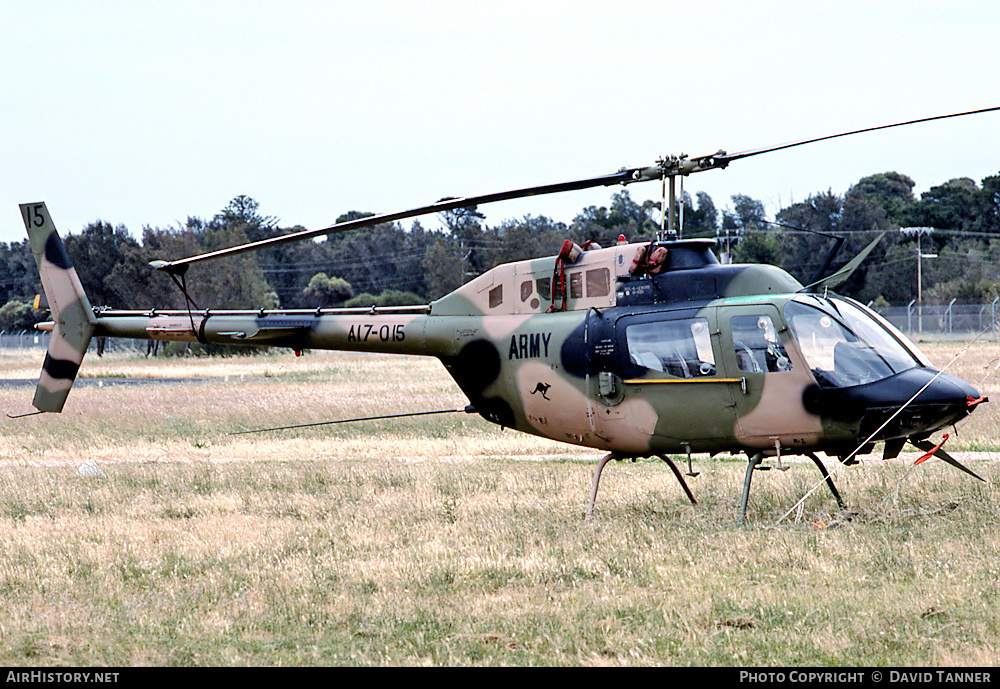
[153,168,655,274]
[713,105,1000,166]
[153,105,1000,273]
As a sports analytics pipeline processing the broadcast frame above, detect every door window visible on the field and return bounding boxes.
[625,317,716,378]
[730,315,792,373]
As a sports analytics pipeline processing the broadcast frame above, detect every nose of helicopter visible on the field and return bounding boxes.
[855,367,986,442]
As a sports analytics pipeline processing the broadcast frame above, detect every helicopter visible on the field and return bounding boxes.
[18,107,998,522]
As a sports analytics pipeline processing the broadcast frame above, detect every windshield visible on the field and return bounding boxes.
[784,296,922,388]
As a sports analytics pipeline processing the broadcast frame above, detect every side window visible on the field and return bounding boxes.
[520,280,533,302]
[586,268,610,297]
[625,318,716,378]
[731,315,792,373]
[489,285,503,309]
[536,277,551,301]
[569,272,583,299]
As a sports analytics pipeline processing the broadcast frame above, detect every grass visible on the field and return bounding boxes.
[0,342,997,666]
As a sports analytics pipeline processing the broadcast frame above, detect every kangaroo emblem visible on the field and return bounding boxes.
[530,382,552,400]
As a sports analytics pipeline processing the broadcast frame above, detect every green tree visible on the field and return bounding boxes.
[493,215,566,265]
[373,289,424,306]
[719,194,768,266]
[730,229,781,265]
[319,219,426,298]
[0,241,40,305]
[834,184,896,302]
[63,221,141,308]
[774,190,843,284]
[439,205,491,278]
[921,239,1000,305]
[974,173,1000,234]
[681,191,719,238]
[215,195,279,243]
[104,241,178,309]
[303,273,353,306]
[143,199,279,310]
[570,190,654,246]
[861,241,918,306]
[905,178,981,233]
[422,234,465,300]
[345,289,425,308]
[852,172,915,223]
[723,194,767,233]
[0,299,45,331]
[196,222,278,309]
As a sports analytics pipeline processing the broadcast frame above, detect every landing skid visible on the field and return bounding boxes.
[585,452,697,523]
[584,449,847,524]
[739,451,846,524]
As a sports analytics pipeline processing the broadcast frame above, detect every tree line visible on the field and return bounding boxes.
[1,168,998,331]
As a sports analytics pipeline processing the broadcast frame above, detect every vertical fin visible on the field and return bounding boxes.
[20,203,96,412]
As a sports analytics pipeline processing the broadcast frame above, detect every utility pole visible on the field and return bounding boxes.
[901,227,936,333]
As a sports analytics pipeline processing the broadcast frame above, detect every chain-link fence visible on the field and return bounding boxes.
[0,331,151,356]
[874,300,1000,339]
[0,331,50,354]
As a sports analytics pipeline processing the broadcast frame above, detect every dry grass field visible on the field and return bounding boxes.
[0,340,997,666]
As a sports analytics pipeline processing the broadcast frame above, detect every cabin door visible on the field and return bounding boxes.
[717,304,823,450]
[600,308,741,452]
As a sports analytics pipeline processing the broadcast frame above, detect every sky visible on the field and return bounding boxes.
[3,0,1000,245]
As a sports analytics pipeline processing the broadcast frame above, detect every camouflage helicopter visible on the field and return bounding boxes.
[19,107,997,522]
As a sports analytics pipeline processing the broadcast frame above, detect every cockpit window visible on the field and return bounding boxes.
[784,296,921,388]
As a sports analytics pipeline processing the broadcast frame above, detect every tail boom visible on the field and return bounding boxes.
[90,308,452,357]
